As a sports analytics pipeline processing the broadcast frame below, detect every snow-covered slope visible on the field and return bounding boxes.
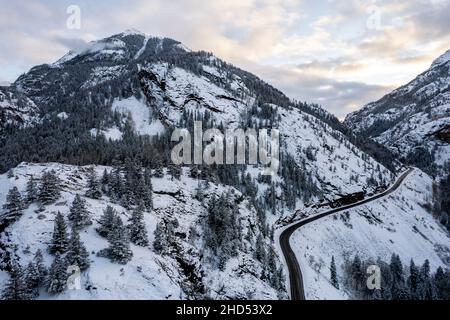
[7,30,395,206]
[345,49,450,176]
[278,107,393,197]
[291,169,450,299]
[136,61,394,198]
[0,163,283,300]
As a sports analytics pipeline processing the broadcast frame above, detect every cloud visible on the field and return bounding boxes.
[52,36,89,52]
[251,63,395,119]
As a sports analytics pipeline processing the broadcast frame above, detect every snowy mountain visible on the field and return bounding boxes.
[1,30,448,300]
[345,49,450,177]
[4,30,396,199]
[0,87,40,130]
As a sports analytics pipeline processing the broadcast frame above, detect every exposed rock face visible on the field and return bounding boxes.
[0,87,40,129]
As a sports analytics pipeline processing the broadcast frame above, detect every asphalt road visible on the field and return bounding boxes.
[279,167,414,300]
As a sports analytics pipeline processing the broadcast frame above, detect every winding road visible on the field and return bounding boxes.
[279,168,414,300]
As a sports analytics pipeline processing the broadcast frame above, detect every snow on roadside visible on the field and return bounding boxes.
[290,169,450,300]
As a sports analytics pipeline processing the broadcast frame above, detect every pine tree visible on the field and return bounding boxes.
[203,194,241,267]
[194,183,205,202]
[1,263,29,300]
[104,217,133,264]
[107,168,122,201]
[331,256,339,289]
[122,160,138,207]
[85,168,102,199]
[267,248,279,289]
[96,205,118,238]
[153,217,179,255]
[275,267,286,292]
[24,262,40,299]
[255,234,266,263]
[128,204,149,247]
[433,267,447,299]
[38,170,62,205]
[33,249,47,286]
[378,258,393,300]
[419,259,436,300]
[49,212,69,254]
[350,255,364,291]
[389,254,408,300]
[168,165,182,180]
[26,175,38,203]
[143,178,153,211]
[101,169,110,193]
[153,221,167,254]
[136,173,153,211]
[68,195,92,229]
[154,167,164,178]
[66,227,90,271]
[46,253,68,295]
[143,167,152,186]
[269,226,275,243]
[408,259,420,300]
[2,186,24,223]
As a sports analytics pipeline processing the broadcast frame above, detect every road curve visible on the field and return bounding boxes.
[280,168,414,300]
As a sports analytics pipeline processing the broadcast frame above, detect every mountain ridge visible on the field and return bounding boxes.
[344,48,450,177]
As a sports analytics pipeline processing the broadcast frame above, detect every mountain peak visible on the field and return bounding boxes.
[120,28,146,37]
[50,30,183,67]
[431,49,450,68]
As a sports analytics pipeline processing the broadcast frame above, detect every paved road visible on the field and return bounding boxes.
[279,168,414,300]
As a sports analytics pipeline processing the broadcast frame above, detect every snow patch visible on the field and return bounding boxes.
[57,112,69,120]
[90,127,123,141]
[112,97,166,136]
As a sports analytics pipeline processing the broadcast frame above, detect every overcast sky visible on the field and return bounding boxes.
[0,0,449,118]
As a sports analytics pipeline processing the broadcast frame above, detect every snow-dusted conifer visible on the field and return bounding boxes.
[38,170,62,205]
[106,217,133,264]
[26,175,38,203]
[49,212,69,254]
[1,263,29,300]
[68,195,92,229]
[330,256,339,289]
[66,227,90,271]
[96,205,117,238]
[2,186,24,223]
[85,168,102,199]
[128,203,149,247]
[46,253,68,295]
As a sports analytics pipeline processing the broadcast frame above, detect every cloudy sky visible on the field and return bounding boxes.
[1,0,449,118]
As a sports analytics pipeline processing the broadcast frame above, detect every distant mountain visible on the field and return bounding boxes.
[345,50,450,177]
